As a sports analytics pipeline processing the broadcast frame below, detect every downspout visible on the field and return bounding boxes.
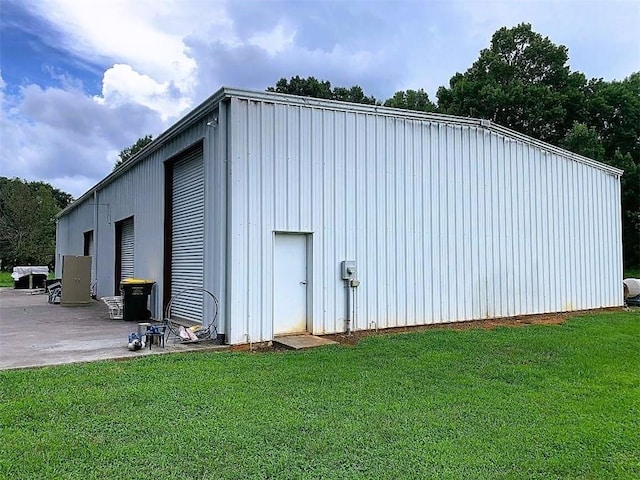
[203,115,216,333]
[54,218,60,278]
[93,190,99,298]
[223,98,233,344]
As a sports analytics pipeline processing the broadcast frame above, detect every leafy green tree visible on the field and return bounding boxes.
[583,73,640,164]
[560,124,639,268]
[332,85,377,105]
[606,151,640,269]
[436,23,586,144]
[0,178,66,268]
[559,122,606,161]
[268,76,333,99]
[578,74,640,268]
[114,134,153,170]
[48,185,74,210]
[384,89,436,112]
[435,23,639,267]
[25,181,73,210]
[268,76,377,104]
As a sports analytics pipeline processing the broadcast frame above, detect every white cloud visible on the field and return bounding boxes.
[96,64,191,121]
[1,80,164,197]
[30,0,198,82]
[0,70,5,104]
[187,37,395,105]
[248,23,296,56]
[3,0,639,200]
[24,0,207,121]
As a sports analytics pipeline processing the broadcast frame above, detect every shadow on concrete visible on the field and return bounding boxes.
[0,288,228,370]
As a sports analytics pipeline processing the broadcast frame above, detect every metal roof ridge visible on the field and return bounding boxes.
[224,87,623,177]
[486,123,623,176]
[57,86,623,218]
[221,86,482,126]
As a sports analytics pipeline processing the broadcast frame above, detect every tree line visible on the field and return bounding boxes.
[0,177,73,269]
[0,134,154,271]
[2,24,636,271]
[268,24,639,269]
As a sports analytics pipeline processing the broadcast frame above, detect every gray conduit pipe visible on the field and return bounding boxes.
[346,282,352,335]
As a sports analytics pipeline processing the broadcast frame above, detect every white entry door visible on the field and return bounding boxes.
[273,233,309,335]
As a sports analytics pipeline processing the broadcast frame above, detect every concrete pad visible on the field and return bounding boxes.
[273,334,338,350]
[0,288,228,370]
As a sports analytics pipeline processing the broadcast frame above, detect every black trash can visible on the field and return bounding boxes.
[120,278,155,321]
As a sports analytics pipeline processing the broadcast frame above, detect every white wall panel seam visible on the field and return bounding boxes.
[221,98,621,342]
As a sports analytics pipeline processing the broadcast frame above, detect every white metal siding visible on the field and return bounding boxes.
[120,218,134,281]
[226,98,623,344]
[87,119,213,317]
[87,231,95,287]
[55,105,224,324]
[55,201,95,278]
[171,149,205,323]
[54,88,623,346]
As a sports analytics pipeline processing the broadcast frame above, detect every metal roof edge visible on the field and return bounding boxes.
[222,87,482,126]
[57,87,230,218]
[58,86,623,219]
[224,87,623,177]
[486,123,624,177]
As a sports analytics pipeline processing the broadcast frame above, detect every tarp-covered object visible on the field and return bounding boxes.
[11,266,49,281]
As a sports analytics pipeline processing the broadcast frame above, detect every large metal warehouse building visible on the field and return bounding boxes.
[56,87,624,345]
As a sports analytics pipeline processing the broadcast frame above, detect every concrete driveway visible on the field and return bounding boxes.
[0,288,227,370]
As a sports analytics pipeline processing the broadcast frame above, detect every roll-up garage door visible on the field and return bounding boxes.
[120,218,135,282]
[84,230,96,294]
[171,149,204,323]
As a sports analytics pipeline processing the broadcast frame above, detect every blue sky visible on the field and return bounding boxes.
[1,0,639,198]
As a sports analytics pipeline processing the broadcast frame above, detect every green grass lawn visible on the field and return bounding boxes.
[0,271,13,287]
[1,312,639,479]
[0,271,56,287]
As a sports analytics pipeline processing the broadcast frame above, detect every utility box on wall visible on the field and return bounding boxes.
[341,261,357,280]
[61,255,92,306]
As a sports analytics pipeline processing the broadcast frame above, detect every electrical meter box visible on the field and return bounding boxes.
[341,261,357,280]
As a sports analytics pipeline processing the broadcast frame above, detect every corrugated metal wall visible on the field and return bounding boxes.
[119,217,135,281]
[55,200,95,278]
[57,114,217,320]
[171,149,205,323]
[227,97,623,344]
[96,121,213,316]
[56,89,623,345]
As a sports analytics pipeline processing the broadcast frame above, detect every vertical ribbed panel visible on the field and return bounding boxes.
[120,218,134,281]
[55,201,95,277]
[68,117,212,317]
[171,149,205,323]
[227,98,623,344]
[56,95,623,346]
